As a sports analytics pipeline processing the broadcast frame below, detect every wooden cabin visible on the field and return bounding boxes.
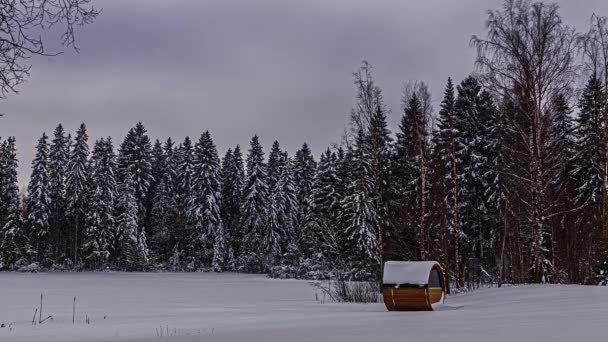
[382,261,446,311]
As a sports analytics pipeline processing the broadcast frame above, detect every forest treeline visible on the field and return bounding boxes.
[2,0,608,287]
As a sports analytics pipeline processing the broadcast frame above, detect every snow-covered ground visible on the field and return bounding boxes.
[0,272,606,342]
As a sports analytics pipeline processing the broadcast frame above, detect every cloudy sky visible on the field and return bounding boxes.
[2,0,607,186]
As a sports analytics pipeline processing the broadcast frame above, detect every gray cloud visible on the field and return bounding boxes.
[2,0,607,186]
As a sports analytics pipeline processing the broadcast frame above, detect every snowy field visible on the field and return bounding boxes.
[0,273,607,342]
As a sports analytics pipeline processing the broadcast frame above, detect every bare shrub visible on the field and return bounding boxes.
[311,279,380,304]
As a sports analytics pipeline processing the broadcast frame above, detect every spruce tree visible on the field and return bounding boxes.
[117,173,148,271]
[150,138,179,265]
[310,149,341,268]
[220,146,245,268]
[83,138,117,270]
[118,122,154,236]
[293,143,316,258]
[27,133,52,266]
[545,93,575,279]
[267,154,297,267]
[175,137,195,269]
[48,124,70,261]
[572,75,608,282]
[393,92,431,262]
[146,138,165,249]
[0,137,26,269]
[66,123,90,265]
[191,131,225,271]
[239,135,268,271]
[340,128,379,278]
[267,141,283,191]
[429,78,457,268]
[367,101,392,278]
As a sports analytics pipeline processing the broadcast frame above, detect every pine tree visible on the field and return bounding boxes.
[0,137,26,269]
[48,124,70,261]
[66,123,90,265]
[239,135,268,271]
[191,131,225,271]
[83,138,117,270]
[27,133,52,266]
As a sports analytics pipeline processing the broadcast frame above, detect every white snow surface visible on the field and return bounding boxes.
[0,272,607,342]
[382,260,439,285]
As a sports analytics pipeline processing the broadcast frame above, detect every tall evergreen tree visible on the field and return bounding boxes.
[310,149,341,268]
[83,138,117,270]
[367,101,392,279]
[267,141,283,191]
[239,135,268,271]
[220,145,245,267]
[117,173,148,271]
[48,124,70,261]
[191,131,225,271]
[118,122,154,235]
[27,133,52,266]
[66,123,90,265]
[393,92,431,262]
[572,75,608,283]
[545,93,575,280]
[174,137,195,269]
[267,154,297,267]
[293,143,316,258]
[0,137,26,269]
[150,138,179,265]
[340,128,378,277]
[429,78,458,270]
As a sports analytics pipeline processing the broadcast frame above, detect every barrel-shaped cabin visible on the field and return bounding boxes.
[382,261,446,311]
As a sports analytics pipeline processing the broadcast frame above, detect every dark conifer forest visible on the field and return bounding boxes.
[3,0,608,288]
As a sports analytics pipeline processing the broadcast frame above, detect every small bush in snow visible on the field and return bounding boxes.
[311,279,380,304]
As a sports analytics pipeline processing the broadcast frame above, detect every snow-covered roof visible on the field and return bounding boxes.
[383,261,441,286]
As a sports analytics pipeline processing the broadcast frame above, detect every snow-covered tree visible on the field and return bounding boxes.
[66,123,90,265]
[150,138,179,264]
[239,135,268,271]
[310,149,341,267]
[83,138,116,270]
[340,128,379,275]
[191,131,225,271]
[572,75,608,283]
[174,137,196,269]
[220,145,245,267]
[393,91,432,262]
[27,133,52,265]
[293,143,316,258]
[48,124,70,261]
[117,173,148,271]
[0,137,27,269]
[266,155,297,266]
[118,122,154,234]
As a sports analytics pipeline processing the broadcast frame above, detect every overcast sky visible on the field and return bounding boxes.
[2,0,608,186]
